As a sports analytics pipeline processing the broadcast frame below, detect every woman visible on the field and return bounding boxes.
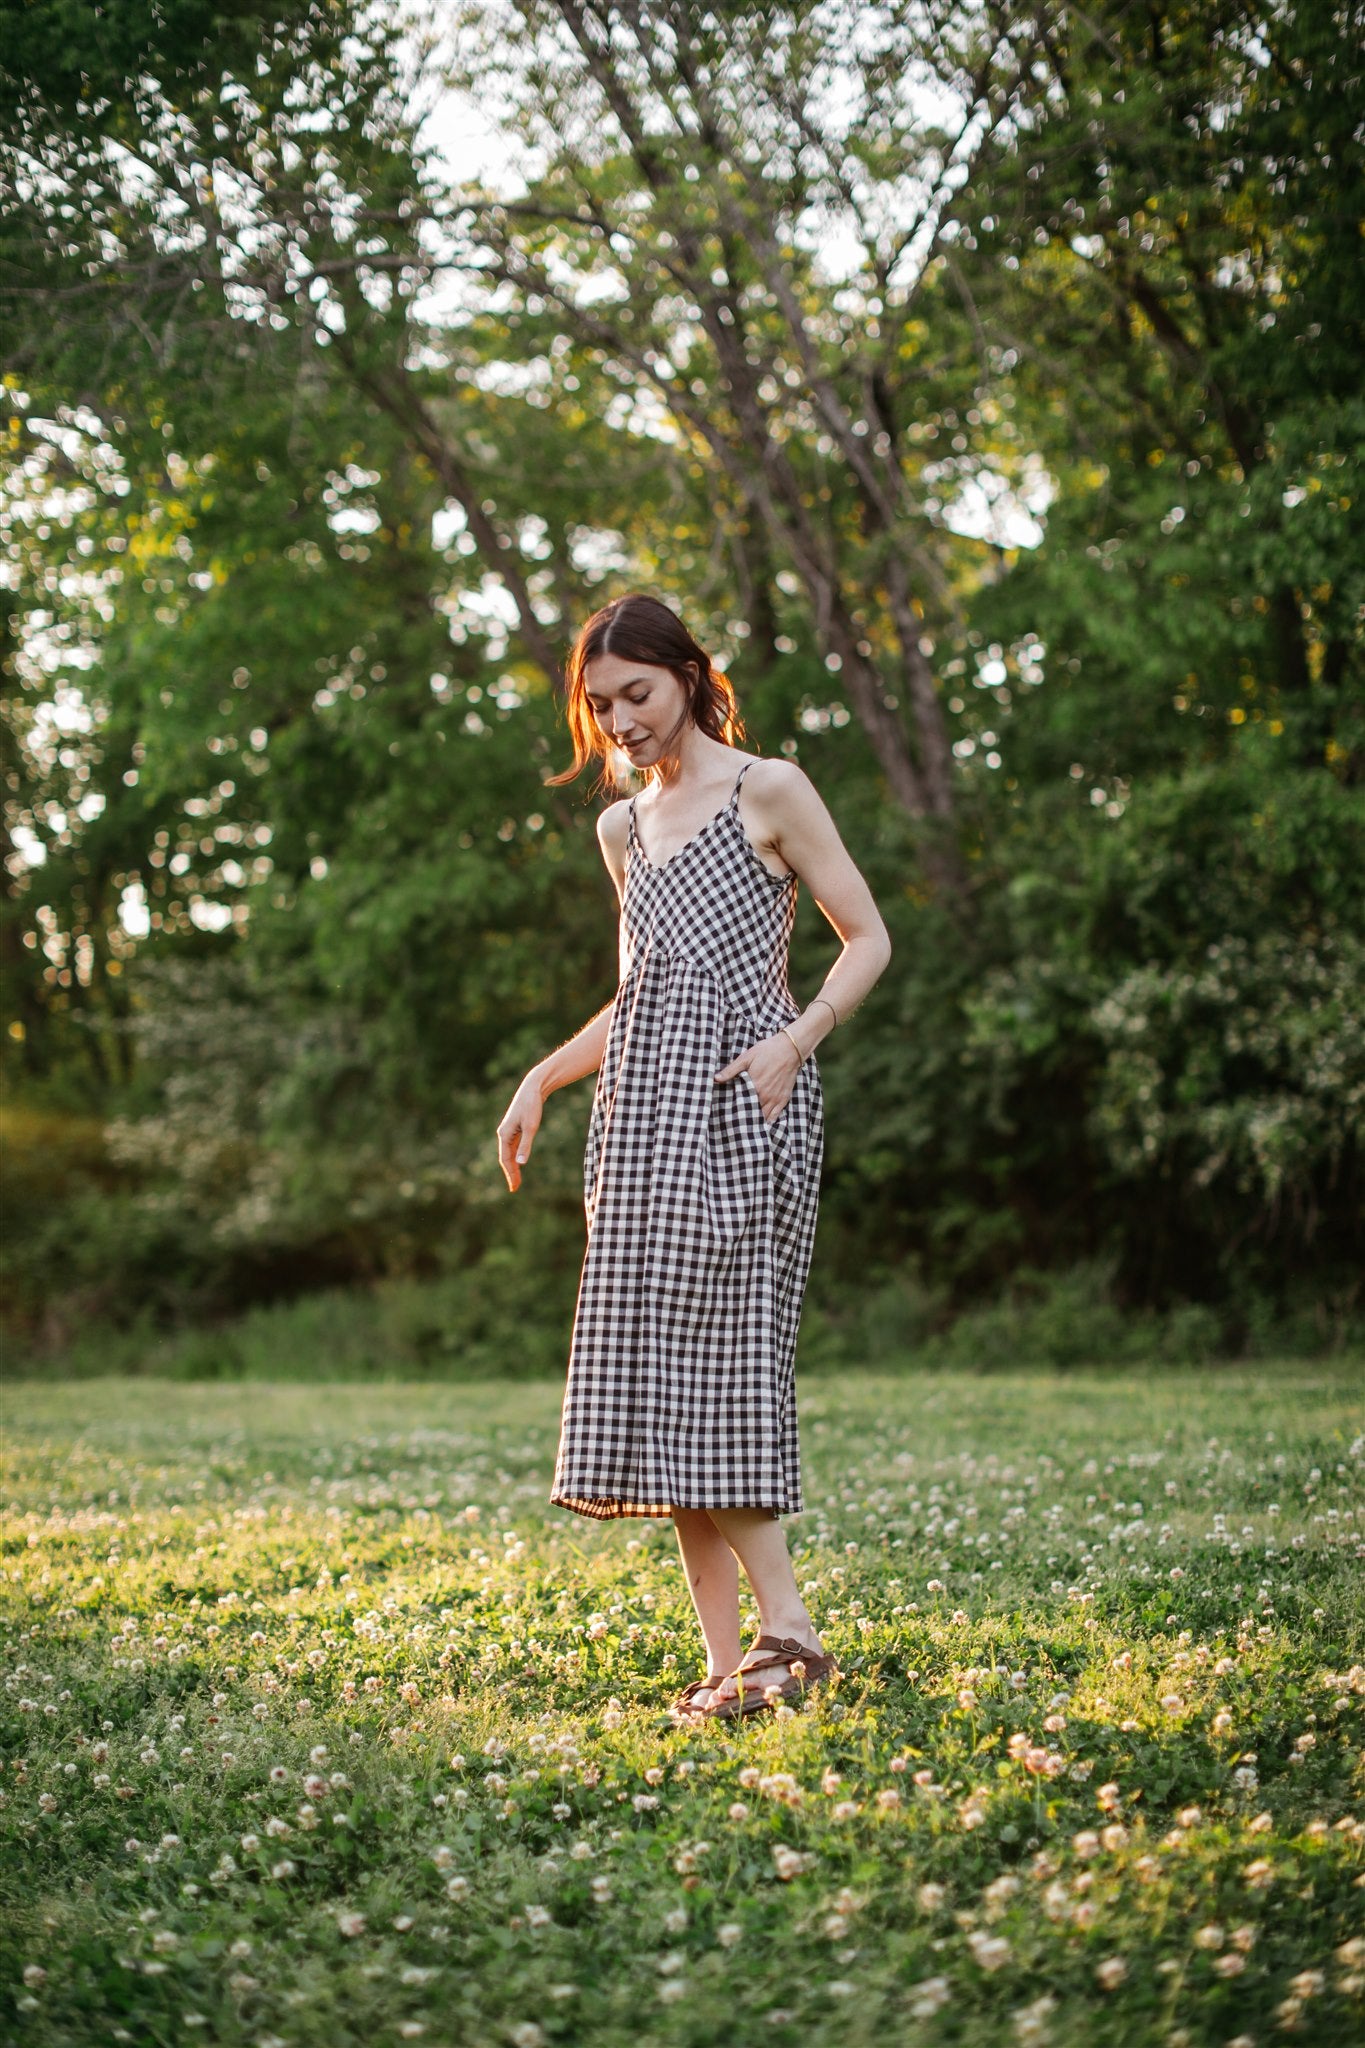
[497,593,891,1719]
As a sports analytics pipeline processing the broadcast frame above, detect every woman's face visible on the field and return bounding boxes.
[583,654,692,769]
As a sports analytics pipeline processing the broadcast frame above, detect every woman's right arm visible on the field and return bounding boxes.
[496,799,630,1193]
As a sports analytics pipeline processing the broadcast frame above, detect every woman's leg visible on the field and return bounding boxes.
[671,1506,742,1700]
[703,1507,824,1703]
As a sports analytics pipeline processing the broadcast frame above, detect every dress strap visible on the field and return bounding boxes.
[728,758,754,806]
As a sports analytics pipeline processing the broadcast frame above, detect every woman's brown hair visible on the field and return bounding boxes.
[547,592,745,791]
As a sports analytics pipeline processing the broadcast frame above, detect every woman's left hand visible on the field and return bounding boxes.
[715,1032,802,1123]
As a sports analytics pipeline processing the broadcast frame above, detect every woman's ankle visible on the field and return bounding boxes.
[758,1614,818,1647]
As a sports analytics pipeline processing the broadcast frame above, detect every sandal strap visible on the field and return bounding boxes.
[726,1649,823,1686]
[753,1633,823,1659]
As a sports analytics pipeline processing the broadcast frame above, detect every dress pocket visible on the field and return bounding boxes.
[738,1069,772,1123]
[740,1068,794,1133]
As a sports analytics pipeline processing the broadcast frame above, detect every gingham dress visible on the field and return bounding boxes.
[551,758,824,1521]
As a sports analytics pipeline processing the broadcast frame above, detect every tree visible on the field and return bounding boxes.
[439,0,1080,892]
[952,0,1364,762]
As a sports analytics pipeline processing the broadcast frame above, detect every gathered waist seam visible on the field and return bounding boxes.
[613,945,794,1026]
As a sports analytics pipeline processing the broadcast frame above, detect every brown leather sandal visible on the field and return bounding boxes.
[697,1634,839,1720]
[668,1674,723,1717]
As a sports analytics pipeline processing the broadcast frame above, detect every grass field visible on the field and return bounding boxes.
[3,1368,1362,2047]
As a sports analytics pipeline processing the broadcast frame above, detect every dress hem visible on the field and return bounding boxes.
[550,1492,791,1522]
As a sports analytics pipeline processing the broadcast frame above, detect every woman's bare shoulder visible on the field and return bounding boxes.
[596,796,632,848]
[595,798,632,877]
[743,753,807,784]
[743,755,822,812]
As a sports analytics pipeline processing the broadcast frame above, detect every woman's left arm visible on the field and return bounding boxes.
[715,761,893,1116]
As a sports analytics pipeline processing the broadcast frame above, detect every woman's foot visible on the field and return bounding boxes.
[669,1672,730,1718]
[704,1630,831,1711]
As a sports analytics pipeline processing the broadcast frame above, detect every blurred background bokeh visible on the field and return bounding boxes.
[2,0,1361,1378]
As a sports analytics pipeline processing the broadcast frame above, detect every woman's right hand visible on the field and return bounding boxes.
[497,1071,546,1193]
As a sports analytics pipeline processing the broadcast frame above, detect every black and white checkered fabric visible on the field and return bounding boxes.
[551,757,824,1521]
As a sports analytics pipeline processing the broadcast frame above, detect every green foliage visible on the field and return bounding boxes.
[2,0,1362,1362]
[0,1,325,121]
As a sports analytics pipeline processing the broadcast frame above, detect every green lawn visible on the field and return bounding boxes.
[3,1368,1362,2046]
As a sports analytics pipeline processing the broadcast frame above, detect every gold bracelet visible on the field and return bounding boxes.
[778,1024,805,1066]
[811,994,839,1029]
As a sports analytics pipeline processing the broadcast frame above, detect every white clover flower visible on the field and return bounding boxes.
[967,1931,1011,1972]
[1011,1992,1056,2043]
[1095,1957,1127,1990]
[907,1975,951,2019]
[759,1772,802,1804]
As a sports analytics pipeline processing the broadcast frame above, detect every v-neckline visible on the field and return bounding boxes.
[629,794,734,874]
